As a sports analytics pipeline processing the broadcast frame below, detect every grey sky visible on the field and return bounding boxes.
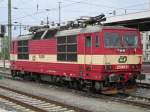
[0,0,149,36]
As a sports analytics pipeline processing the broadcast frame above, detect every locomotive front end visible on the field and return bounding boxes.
[100,28,145,94]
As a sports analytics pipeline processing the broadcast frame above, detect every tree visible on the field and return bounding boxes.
[0,36,9,60]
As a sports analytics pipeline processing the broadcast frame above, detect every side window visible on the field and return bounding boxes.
[17,40,29,60]
[86,36,91,47]
[94,35,100,48]
[57,35,77,61]
[57,36,66,61]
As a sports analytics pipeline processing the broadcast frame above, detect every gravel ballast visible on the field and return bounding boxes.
[0,78,150,112]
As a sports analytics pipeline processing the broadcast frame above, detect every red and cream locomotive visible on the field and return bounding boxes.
[10,15,145,94]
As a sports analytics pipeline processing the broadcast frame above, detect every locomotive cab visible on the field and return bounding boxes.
[76,26,145,94]
[99,28,144,93]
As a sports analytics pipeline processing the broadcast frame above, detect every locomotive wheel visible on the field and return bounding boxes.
[72,81,78,89]
[94,82,103,91]
[35,75,41,83]
[68,81,73,88]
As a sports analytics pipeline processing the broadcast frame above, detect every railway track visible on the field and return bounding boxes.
[82,91,150,109]
[0,70,150,110]
[0,97,31,112]
[112,93,150,109]
[0,85,89,112]
[137,82,150,89]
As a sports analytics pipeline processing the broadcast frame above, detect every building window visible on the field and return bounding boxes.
[57,35,77,61]
[146,54,149,61]
[146,44,149,49]
[17,40,29,60]
[86,36,91,47]
[148,54,150,61]
[94,35,100,48]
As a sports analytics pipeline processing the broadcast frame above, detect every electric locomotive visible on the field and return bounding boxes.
[10,15,145,94]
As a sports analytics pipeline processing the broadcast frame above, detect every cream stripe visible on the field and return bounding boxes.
[10,54,17,61]
[10,54,142,65]
[29,54,56,62]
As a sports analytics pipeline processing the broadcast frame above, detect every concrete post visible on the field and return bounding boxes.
[149,0,150,10]
[8,0,12,58]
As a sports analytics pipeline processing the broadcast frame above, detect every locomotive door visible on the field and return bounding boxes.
[84,34,93,75]
[11,41,15,60]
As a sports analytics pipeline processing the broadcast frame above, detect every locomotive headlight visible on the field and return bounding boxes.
[105,65,112,70]
[120,49,123,52]
[118,48,126,53]
[122,49,125,52]
[131,65,139,69]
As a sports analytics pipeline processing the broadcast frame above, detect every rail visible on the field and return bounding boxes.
[0,85,90,112]
[137,82,150,89]
[0,70,150,110]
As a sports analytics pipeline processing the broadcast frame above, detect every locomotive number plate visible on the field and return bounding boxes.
[116,65,129,69]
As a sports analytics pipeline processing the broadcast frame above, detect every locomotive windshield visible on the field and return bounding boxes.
[104,32,121,48]
[104,32,138,48]
[123,33,138,48]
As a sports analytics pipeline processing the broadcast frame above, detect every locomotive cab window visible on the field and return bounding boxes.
[94,35,100,48]
[123,33,138,48]
[86,36,91,47]
[104,32,121,48]
[57,35,77,61]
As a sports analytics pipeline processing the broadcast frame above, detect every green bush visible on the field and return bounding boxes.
[0,36,9,60]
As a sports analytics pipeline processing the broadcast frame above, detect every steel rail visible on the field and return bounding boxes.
[0,70,150,109]
[0,85,90,112]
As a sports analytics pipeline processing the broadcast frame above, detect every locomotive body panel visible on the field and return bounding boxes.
[10,25,144,94]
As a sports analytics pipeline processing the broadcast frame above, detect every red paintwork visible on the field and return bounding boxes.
[10,41,17,54]
[29,39,56,54]
[11,28,142,82]
[78,29,142,55]
[10,61,141,81]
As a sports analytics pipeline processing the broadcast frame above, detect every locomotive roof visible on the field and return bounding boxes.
[13,25,137,41]
[55,25,102,37]
[55,25,136,37]
[12,34,32,41]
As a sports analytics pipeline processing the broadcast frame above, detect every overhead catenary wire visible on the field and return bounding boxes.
[15,0,42,22]
[1,0,148,23]
[15,1,148,22]
[63,0,117,9]
[12,0,85,22]
[1,0,149,29]
[63,0,149,12]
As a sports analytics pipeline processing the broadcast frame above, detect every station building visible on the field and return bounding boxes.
[142,31,150,62]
